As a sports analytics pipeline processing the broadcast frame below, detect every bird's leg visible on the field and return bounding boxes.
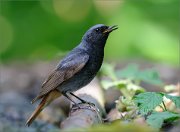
[62,92,77,105]
[62,92,83,109]
[69,92,86,103]
[70,92,95,106]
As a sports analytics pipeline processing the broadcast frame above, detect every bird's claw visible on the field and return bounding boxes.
[72,103,82,109]
[84,101,95,107]
[72,101,95,110]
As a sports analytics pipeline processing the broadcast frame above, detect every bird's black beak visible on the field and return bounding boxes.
[103,25,118,34]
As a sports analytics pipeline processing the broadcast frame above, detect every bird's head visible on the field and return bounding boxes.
[82,24,118,47]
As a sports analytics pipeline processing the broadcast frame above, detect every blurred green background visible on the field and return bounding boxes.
[0,0,179,65]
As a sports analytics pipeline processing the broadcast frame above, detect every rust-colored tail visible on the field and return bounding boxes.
[26,90,61,126]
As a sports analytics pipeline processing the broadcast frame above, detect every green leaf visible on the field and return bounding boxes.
[146,111,180,128]
[116,64,163,85]
[116,64,139,79]
[101,79,145,92]
[101,80,126,90]
[134,92,163,114]
[165,94,180,108]
[138,69,163,85]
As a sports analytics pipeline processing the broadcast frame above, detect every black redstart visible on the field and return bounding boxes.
[26,24,118,126]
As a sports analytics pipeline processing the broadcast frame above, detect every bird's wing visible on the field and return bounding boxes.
[33,52,89,102]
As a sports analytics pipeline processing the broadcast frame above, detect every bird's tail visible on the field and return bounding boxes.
[26,90,61,126]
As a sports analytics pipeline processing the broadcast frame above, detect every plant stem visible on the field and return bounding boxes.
[162,101,167,111]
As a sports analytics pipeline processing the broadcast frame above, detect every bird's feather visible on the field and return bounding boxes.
[32,52,89,102]
[26,89,61,126]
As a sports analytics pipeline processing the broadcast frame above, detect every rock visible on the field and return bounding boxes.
[104,88,121,112]
[38,106,65,125]
[0,92,60,132]
[106,108,123,122]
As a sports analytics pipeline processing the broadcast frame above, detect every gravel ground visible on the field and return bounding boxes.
[0,60,179,131]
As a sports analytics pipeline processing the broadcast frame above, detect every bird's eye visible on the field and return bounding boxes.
[95,28,99,32]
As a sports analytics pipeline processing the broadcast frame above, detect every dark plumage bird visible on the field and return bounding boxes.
[26,24,118,126]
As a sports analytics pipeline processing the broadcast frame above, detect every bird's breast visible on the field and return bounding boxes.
[89,54,103,72]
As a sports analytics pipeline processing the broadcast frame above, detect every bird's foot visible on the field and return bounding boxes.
[72,101,95,111]
[72,103,82,109]
[81,101,95,107]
